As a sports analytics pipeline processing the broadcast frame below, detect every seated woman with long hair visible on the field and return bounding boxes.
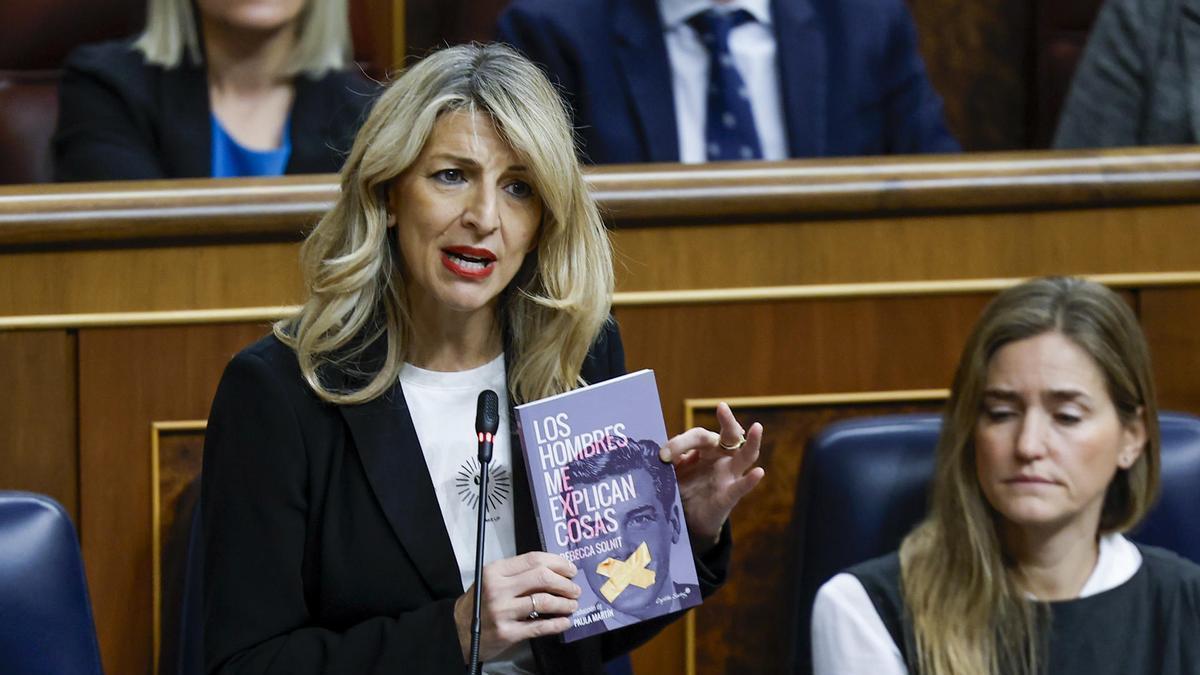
[811,276,1200,675]
[201,43,764,673]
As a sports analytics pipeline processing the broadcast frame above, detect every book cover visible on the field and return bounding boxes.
[514,369,702,642]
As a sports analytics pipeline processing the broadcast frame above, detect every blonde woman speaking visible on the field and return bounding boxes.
[201,43,764,674]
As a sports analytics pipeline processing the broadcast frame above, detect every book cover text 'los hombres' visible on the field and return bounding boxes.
[514,370,701,642]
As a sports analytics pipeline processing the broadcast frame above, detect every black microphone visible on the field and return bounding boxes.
[469,390,500,675]
[476,389,499,463]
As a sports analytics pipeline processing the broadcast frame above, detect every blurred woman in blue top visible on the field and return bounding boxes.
[54,0,376,181]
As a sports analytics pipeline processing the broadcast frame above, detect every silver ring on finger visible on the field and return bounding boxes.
[719,433,746,451]
[526,594,540,621]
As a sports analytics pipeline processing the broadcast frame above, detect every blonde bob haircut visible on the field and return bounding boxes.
[277,43,614,406]
[900,276,1160,675]
[134,0,351,76]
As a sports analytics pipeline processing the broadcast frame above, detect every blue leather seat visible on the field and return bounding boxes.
[790,411,1200,674]
[0,490,103,675]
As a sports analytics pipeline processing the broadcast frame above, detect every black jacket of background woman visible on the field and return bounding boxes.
[53,39,376,182]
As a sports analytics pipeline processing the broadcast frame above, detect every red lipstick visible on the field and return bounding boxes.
[441,246,496,279]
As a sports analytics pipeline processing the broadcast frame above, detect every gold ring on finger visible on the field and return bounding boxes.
[718,433,746,451]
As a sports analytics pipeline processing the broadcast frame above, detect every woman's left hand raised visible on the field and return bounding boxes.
[659,402,765,554]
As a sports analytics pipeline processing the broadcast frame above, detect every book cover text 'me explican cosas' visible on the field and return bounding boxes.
[514,369,702,642]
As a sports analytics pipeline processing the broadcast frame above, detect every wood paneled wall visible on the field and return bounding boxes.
[0,331,77,516]
[5,150,1200,675]
[76,324,269,675]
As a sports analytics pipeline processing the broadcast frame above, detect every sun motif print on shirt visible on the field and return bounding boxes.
[455,457,512,522]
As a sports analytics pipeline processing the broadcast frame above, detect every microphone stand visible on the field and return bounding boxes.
[468,452,491,675]
[469,390,499,675]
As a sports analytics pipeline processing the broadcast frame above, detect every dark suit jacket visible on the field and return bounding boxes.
[201,323,729,674]
[53,39,376,181]
[1055,0,1200,148]
[496,0,959,164]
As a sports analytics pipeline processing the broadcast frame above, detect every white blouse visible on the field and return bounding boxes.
[400,356,535,674]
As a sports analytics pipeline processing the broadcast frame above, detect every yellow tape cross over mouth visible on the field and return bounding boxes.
[596,541,656,602]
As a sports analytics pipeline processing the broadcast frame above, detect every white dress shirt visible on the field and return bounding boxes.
[810,533,1144,675]
[658,0,789,162]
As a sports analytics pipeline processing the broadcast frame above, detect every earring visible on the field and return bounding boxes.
[386,211,396,227]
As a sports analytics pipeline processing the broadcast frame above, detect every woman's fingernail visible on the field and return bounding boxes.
[659,447,672,463]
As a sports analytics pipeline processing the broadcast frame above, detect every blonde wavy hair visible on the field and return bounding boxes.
[276,43,614,406]
[900,277,1160,675]
[134,0,351,76]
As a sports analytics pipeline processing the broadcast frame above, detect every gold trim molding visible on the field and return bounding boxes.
[0,306,300,331]
[5,271,1200,331]
[616,271,1200,307]
[150,419,208,674]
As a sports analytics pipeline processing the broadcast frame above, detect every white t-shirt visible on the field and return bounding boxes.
[400,355,534,674]
[659,0,789,163]
[810,533,1144,675]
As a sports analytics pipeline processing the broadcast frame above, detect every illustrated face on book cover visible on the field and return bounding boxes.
[569,439,682,618]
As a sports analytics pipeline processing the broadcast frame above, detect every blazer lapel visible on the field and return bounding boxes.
[612,0,680,162]
[286,76,330,173]
[340,383,463,598]
[1180,0,1200,142]
[159,61,211,177]
[772,0,826,157]
[501,334,544,557]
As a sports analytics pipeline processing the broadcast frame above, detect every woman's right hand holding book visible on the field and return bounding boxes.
[453,552,582,661]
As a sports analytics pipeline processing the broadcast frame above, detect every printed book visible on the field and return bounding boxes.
[514,369,702,642]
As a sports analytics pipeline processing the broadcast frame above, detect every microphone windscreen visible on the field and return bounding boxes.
[475,390,500,435]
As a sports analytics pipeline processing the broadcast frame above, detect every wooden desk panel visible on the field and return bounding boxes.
[0,243,303,317]
[77,323,269,675]
[615,294,992,435]
[1140,288,1200,413]
[0,331,77,520]
[4,150,1200,675]
[612,205,1200,293]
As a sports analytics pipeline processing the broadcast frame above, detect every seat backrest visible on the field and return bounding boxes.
[0,490,103,675]
[790,411,1200,674]
[1131,413,1200,561]
[790,413,939,675]
[0,72,60,184]
[0,0,145,184]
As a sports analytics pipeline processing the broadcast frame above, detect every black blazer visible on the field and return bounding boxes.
[53,40,377,182]
[201,323,729,674]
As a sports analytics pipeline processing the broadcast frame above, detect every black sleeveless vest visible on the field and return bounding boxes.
[849,545,1200,675]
